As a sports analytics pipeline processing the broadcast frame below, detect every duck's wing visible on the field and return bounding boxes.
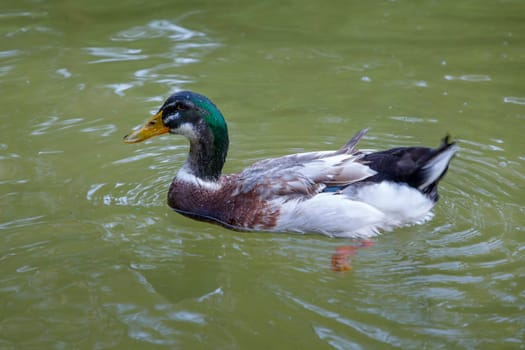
[237,130,375,199]
[237,152,374,199]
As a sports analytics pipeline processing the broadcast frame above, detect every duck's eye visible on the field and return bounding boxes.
[175,102,188,111]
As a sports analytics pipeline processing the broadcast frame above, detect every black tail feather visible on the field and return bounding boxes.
[362,135,457,202]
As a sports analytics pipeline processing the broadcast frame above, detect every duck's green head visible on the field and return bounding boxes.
[124,91,229,179]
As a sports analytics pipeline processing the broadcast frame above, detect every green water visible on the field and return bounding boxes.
[1,0,524,349]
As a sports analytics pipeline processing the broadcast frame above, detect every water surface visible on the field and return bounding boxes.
[1,0,524,349]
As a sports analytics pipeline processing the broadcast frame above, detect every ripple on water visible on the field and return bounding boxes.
[0,11,47,19]
[389,115,438,123]
[84,19,219,95]
[452,138,522,203]
[503,96,525,105]
[31,115,117,137]
[86,181,165,207]
[86,144,184,207]
[312,325,363,350]
[112,19,206,42]
[0,215,46,230]
[0,65,14,77]
[85,47,147,64]
[443,74,492,82]
[281,290,405,348]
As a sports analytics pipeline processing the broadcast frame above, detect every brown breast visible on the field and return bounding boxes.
[167,175,279,231]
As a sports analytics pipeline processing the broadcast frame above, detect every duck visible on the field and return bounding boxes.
[124,91,457,238]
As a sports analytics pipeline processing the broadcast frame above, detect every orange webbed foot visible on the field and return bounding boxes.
[331,240,375,272]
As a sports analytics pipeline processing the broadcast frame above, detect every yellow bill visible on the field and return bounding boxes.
[123,110,169,144]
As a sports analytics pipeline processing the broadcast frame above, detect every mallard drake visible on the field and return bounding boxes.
[124,91,457,238]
